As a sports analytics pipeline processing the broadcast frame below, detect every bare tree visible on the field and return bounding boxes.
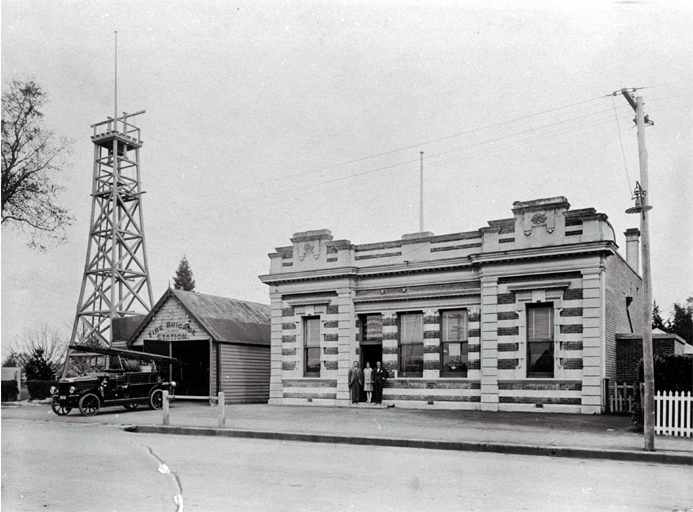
[2,79,74,250]
[6,324,69,376]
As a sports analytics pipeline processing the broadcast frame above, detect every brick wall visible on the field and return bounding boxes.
[616,337,676,382]
[605,254,643,380]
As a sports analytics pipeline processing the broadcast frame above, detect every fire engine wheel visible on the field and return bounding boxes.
[78,393,101,416]
[123,403,140,410]
[51,399,72,416]
[149,389,164,410]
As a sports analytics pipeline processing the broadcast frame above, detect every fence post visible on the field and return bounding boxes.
[163,390,170,426]
[218,391,225,428]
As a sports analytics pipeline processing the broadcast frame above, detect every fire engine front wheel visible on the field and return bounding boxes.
[149,388,164,410]
[51,399,72,416]
[78,393,101,416]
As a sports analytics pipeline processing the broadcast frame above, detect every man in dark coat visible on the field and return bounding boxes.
[348,361,363,404]
[373,361,387,404]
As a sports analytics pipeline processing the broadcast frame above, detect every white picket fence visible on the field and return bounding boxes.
[655,390,692,437]
[609,382,635,413]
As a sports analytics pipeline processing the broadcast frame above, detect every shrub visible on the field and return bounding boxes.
[27,380,59,400]
[636,354,692,393]
[1,380,19,402]
[24,348,55,381]
[631,382,644,431]
[631,353,692,430]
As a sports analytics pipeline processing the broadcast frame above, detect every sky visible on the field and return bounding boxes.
[2,0,692,357]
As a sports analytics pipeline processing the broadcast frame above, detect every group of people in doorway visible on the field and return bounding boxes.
[348,361,387,404]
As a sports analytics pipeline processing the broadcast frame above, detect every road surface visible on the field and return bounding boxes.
[2,417,692,511]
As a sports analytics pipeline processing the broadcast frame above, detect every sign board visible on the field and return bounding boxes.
[364,315,383,342]
[146,322,207,341]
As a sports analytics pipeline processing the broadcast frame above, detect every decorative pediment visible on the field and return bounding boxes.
[299,241,319,261]
[523,209,556,236]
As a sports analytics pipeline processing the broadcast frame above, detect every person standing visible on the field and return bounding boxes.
[373,361,387,404]
[348,361,363,404]
[363,362,374,403]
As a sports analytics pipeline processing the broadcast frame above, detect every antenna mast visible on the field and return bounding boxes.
[114,31,118,126]
[419,151,424,232]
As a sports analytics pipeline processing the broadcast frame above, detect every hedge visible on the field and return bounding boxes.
[27,380,60,400]
[631,353,692,430]
[1,380,19,402]
[636,354,692,393]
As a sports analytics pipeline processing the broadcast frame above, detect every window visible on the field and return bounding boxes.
[441,309,468,377]
[304,317,321,377]
[526,304,554,378]
[398,313,423,377]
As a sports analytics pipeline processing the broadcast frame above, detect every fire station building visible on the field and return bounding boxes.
[260,197,644,414]
[125,289,271,404]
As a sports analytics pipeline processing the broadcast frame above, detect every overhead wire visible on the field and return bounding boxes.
[170,132,617,238]
[611,94,633,193]
[653,124,691,182]
[524,134,623,199]
[151,84,687,199]
[158,93,613,204]
[171,117,627,225]
[169,103,629,220]
[165,85,689,227]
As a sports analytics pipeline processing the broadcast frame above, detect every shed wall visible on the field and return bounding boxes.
[217,343,270,404]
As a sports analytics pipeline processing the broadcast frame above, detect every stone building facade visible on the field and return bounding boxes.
[260,197,644,414]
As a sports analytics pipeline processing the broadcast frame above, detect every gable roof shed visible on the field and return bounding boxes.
[128,289,271,346]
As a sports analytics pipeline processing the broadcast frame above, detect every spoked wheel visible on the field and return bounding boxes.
[149,388,164,410]
[78,393,101,416]
[123,403,140,410]
[51,399,72,416]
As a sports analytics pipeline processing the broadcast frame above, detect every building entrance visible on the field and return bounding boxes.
[360,344,382,370]
[360,343,382,402]
[143,339,210,398]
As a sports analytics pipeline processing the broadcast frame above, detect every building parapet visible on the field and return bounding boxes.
[264,197,624,277]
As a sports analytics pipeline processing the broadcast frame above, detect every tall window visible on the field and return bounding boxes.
[399,313,423,377]
[304,317,321,377]
[441,309,468,377]
[526,304,554,378]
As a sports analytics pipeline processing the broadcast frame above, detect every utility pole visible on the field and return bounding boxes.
[621,88,655,451]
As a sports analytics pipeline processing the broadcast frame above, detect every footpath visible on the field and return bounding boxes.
[4,400,692,465]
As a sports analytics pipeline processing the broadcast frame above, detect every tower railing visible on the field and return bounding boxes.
[91,110,145,143]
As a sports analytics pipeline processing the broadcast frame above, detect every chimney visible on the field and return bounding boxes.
[624,228,641,273]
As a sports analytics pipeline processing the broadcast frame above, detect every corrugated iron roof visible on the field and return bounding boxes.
[172,290,271,345]
[127,289,271,346]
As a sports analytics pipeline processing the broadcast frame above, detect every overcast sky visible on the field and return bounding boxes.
[2,0,692,356]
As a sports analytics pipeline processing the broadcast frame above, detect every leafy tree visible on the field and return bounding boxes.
[652,296,693,345]
[2,79,74,250]
[173,256,196,291]
[670,297,693,345]
[652,301,668,332]
[2,354,19,367]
